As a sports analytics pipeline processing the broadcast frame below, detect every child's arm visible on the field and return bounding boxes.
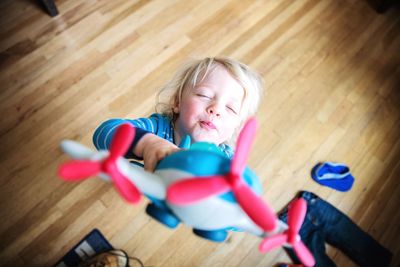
[93,118,141,158]
[93,114,179,171]
[133,133,180,171]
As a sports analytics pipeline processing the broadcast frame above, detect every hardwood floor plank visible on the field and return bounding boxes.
[1,0,399,266]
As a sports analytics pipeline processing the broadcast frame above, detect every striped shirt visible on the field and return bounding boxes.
[93,113,234,159]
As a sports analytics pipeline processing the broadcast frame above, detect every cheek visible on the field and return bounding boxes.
[221,118,239,134]
[178,102,200,124]
[181,99,203,115]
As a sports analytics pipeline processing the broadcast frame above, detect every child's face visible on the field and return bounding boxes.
[174,66,244,145]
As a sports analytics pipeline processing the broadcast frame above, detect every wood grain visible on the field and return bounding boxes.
[1,0,399,266]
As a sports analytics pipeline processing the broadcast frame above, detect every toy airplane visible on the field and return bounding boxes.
[58,118,315,267]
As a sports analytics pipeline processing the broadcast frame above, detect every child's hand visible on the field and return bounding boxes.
[134,134,180,172]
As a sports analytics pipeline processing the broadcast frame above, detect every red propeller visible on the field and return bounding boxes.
[58,124,141,203]
[166,118,277,232]
[259,198,315,267]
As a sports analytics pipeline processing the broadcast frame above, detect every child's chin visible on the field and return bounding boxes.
[191,130,220,143]
[192,135,218,144]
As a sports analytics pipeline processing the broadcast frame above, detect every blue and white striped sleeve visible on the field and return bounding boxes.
[92,116,162,157]
[93,119,129,151]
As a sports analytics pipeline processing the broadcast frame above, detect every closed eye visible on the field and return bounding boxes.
[227,106,238,114]
[197,94,211,99]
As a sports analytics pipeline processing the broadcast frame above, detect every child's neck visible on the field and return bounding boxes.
[173,128,181,146]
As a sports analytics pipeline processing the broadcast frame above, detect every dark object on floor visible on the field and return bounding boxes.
[78,250,130,267]
[53,229,113,267]
[366,0,400,13]
[78,249,146,267]
[279,191,393,267]
[40,0,59,17]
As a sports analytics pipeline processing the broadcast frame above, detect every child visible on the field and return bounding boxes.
[93,57,263,171]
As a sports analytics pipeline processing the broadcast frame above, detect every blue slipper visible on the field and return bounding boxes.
[311,162,354,192]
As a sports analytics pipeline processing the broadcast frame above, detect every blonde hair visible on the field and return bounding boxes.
[156,57,263,144]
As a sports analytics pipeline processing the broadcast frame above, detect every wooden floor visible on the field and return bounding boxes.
[1,0,399,266]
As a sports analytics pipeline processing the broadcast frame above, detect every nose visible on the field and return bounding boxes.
[207,103,221,117]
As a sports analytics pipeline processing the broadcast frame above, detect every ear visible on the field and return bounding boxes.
[173,106,179,113]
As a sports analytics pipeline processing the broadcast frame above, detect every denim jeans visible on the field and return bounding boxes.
[278,191,392,267]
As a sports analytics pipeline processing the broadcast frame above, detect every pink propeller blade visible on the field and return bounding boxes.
[233,182,277,231]
[287,198,315,266]
[293,241,315,267]
[287,198,307,242]
[231,118,257,175]
[108,123,135,161]
[58,160,101,180]
[167,175,230,204]
[259,234,287,252]
[110,168,142,203]
[288,198,307,230]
